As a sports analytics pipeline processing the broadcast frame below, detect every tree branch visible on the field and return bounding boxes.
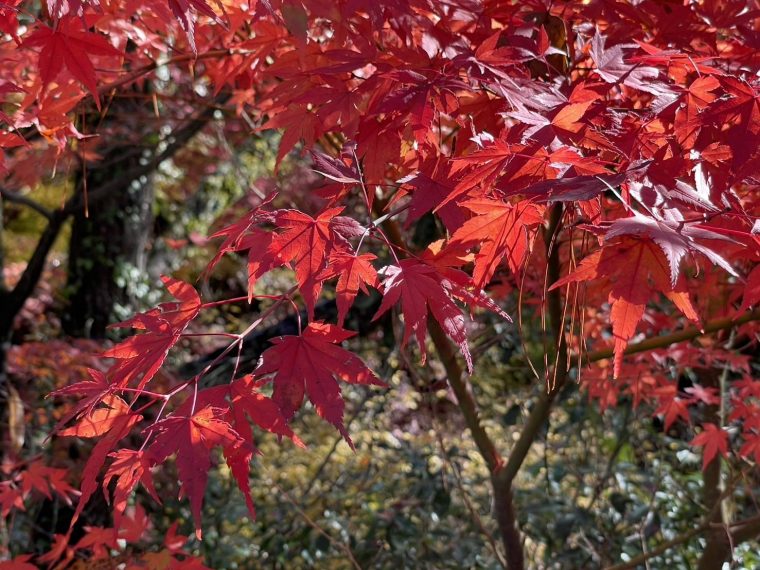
[428,321,502,470]
[0,188,53,220]
[0,94,230,339]
[602,503,760,570]
[728,514,760,544]
[63,93,230,216]
[500,204,567,486]
[375,210,523,568]
[604,523,709,570]
[583,308,760,364]
[696,368,726,570]
[0,211,66,337]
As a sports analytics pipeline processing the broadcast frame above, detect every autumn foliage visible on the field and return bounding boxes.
[1,0,760,568]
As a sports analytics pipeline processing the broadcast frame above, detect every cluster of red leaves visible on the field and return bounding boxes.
[0,493,207,569]
[0,460,78,519]
[1,0,759,564]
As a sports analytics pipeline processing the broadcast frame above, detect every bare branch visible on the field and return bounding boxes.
[584,308,760,364]
[0,93,231,338]
[0,188,53,220]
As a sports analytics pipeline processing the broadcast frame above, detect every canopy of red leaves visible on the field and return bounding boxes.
[1,0,759,563]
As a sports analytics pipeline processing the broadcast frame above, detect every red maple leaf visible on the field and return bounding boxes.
[590,32,674,103]
[170,377,305,519]
[261,105,322,166]
[268,208,349,317]
[740,434,760,464]
[447,198,544,287]
[739,264,760,313]
[310,149,361,184]
[73,525,118,559]
[654,384,691,431]
[0,482,24,517]
[440,140,515,209]
[70,412,142,531]
[690,423,729,470]
[58,394,130,438]
[103,450,159,533]
[253,322,385,447]
[605,210,737,287]
[674,75,721,147]
[19,462,78,505]
[20,17,121,108]
[204,195,277,281]
[168,0,222,52]
[51,367,115,434]
[227,375,305,446]
[394,158,468,231]
[318,252,378,326]
[505,161,651,203]
[373,259,509,372]
[102,276,201,391]
[148,406,244,539]
[551,237,701,377]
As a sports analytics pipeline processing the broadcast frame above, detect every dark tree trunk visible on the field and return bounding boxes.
[696,367,728,570]
[0,195,7,373]
[62,151,154,338]
[61,69,160,339]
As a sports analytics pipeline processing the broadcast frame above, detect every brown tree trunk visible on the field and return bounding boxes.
[62,94,156,338]
[63,156,154,338]
[696,368,728,570]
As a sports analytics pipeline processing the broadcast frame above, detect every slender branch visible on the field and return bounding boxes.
[428,321,502,470]
[63,93,231,216]
[728,514,760,544]
[428,318,524,570]
[604,502,760,570]
[500,204,567,486]
[583,308,760,364]
[367,197,522,567]
[270,479,363,570]
[0,188,53,220]
[500,299,760,492]
[605,523,709,570]
[606,489,730,570]
[433,421,508,569]
[0,94,230,339]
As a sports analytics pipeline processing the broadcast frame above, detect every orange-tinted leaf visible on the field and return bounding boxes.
[448,198,544,286]
[59,395,130,438]
[319,252,378,325]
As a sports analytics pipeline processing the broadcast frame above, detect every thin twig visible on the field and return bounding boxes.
[270,479,363,570]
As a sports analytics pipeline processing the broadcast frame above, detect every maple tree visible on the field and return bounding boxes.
[1,0,760,568]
